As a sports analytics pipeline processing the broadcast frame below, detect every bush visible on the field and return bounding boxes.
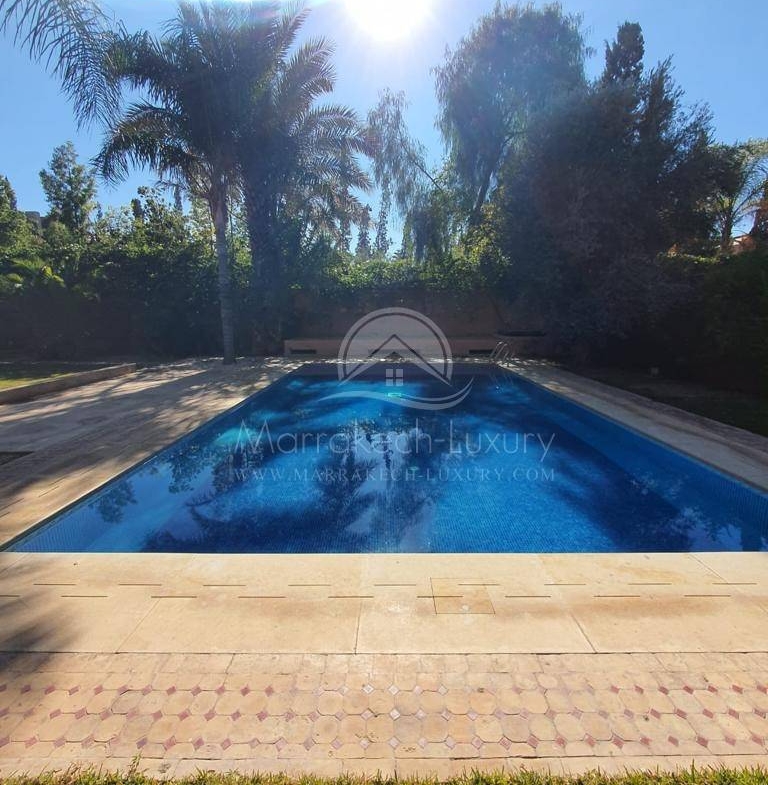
[664,250,768,394]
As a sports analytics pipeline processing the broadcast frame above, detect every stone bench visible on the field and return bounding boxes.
[284,336,498,358]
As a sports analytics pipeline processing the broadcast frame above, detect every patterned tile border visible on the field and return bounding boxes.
[1,653,768,777]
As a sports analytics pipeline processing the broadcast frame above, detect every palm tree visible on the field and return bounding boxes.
[710,140,768,253]
[94,3,273,365]
[97,2,370,360]
[0,0,118,126]
[233,8,372,353]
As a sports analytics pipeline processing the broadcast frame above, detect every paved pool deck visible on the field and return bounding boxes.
[0,358,767,778]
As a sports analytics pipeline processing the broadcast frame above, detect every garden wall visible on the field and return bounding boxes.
[0,284,550,360]
[288,286,534,338]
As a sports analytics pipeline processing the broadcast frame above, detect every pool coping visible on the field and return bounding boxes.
[1,549,768,654]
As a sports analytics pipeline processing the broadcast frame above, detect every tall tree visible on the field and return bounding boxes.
[366,89,448,262]
[601,22,644,85]
[40,141,96,233]
[434,3,587,223]
[374,182,392,257]
[750,182,768,242]
[355,205,372,260]
[95,3,261,365]
[37,142,97,290]
[173,185,184,214]
[367,89,439,217]
[483,34,715,353]
[0,176,32,254]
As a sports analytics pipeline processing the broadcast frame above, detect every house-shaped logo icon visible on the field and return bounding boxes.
[338,308,453,385]
[327,308,473,411]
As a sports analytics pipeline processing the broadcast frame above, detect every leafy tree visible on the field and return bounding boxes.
[0,176,34,256]
[39,141,96,234]
[93,186,221,357]
[338,217,351,254]
[481,22,716,354]
[601,22,644,85]
[188,196,214,254]
[397,169,463,265]
[367,90,456,264]
[355,205,372,260]
[434,3,588,222]
[374,182,392,258]
[0,0,118,125]
[42,220,88,290]
[367,89,440,217]
[130,197,144,222]
[708,140,768,252]
[0,174,48,292]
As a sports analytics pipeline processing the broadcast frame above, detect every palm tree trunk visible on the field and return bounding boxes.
[211,194,236,365]
[719,210,734,255]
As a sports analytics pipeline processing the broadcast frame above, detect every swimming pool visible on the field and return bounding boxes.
[7,363,768,553]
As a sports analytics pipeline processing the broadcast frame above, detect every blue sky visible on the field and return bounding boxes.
[1,0,766,215]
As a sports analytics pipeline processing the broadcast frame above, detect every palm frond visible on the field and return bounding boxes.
[0,0,119,126]
[96,102,198,186]
[107,31,185,109]
[275,37,336,118]
[269,2,309,61]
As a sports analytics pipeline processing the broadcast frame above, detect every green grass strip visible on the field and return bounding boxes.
[2,764,767,785]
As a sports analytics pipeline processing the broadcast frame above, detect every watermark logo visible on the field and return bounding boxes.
[323,307,473,410]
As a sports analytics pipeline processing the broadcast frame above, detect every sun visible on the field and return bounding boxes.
[344,0,432,42]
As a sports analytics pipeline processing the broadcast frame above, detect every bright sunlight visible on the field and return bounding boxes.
[344,0,432,41]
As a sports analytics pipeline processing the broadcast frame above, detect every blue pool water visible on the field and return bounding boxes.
[7,364,768,553]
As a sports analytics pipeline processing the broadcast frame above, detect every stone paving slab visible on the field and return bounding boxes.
[1,552,768,655]
[2,652,768,777]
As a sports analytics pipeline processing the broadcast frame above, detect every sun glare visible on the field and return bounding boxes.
[344,0,432,42]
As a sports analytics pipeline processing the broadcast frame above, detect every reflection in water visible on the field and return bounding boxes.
[8,365,768,553]
[95,482,136,524]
